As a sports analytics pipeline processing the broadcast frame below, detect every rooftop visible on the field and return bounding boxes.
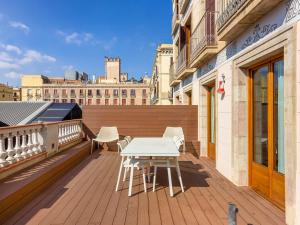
[3,150,285,225]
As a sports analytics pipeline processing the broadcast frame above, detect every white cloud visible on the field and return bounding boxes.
[0,61,19,69]
[102,36,118,51]
[19,50,56,65]
[0,52,13,62]
[1,44,22,55]
[9,21,30,34]
[57,31,95,45]
[4,71,20,79]
[62,65,74,71]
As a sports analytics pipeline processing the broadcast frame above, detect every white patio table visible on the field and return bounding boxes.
[120,137,180,197]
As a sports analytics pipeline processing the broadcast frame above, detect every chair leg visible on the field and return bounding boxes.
[123,167,128,182]
[90,140,94,155]
[147,166,151,183]
[142,166,147,192]
[115,156,124,192]
[153,166,157,192]
[167,161,173,197]
[128,164,134,196]
[176,158,184,193]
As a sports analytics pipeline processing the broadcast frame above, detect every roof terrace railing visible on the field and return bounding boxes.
[0,120,83,174]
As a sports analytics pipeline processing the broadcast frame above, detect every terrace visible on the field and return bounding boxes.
[0,106,286,225]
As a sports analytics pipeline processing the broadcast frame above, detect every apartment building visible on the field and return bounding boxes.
[21,57,150,106]
[0,83,13,101]
[150,44,173,105]
[12,87,21,101]
[170,0,300,224]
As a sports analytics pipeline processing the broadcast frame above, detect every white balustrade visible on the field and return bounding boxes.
[58,120,82,148]
[0,120,82,168]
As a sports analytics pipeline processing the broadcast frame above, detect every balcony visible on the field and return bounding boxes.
[53,93,59,98]
[62,93,68,98]
[0,106,286,224]
[176,44,196,80]
[178,0,190,14]
[70,93,76,98]
[216,0,282,41]
[105,93,110,98]
[169,61,180,87]
[130,94,136,98]
[96,93,101,98]
[172,8,180,34]
[79,93,85,98]
[190,11,218,68]
[44,93,51,99]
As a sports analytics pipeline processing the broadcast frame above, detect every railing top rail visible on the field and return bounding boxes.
[0,119,83,132]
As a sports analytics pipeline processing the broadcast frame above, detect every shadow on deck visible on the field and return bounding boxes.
[4,150,286,225]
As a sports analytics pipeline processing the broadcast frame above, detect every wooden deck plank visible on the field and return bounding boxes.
[64,153,119,225]
[39,153,112,225]
[2,151,286,225]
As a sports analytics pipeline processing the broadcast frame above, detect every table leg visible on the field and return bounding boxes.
[128,164,134,196]
[115,156,124,191]
[176,158,184,192]
[167,160,173,197]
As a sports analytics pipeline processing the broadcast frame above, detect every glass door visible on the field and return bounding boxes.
[249,57,285,209]
[207,85,216,160]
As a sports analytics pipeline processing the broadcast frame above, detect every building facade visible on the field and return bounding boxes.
[150,44,174,105]
[21,75,150,106]
[171,0,300,224]
[12,88,21,101]
[0,83,13,101]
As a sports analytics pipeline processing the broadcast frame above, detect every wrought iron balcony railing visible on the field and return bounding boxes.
[216,0,248,30]
[190,11,217,62]
[172,6,179,32]
[176,44,187,75]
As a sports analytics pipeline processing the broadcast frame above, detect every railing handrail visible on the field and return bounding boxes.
[216,0,248,30]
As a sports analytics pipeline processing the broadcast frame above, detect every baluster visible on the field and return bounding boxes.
[6,133,16,164]
[58,125,62,145]
[27,129,34,156]
[66,124,70,142]
[36,127,43,152]
[71,124,75,139]
[0,134,8,167]
[61,125,65,144]
[31,128,38,154]
[21,131,28,158]
[14,132,23,161]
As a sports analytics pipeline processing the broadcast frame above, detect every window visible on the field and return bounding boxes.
[142,89,147,96]
[70,99,76,103]
[96,89,101,96]
[62,99,68,103]
[113,89,119,97]
[45,89,49,94]
[122,99,126,105]
[54,99,59,103]
[142,99,146,105]
[113,99,118,105]
[54,89,58,94]
[79,99,84,105]
[105,99,109,105]
[130,89,136,97]
[122,89,127,97]
[88,89,93,96]
[71,89,76,97]
[130,99,135,105]
[96,99,101,105]
[62,89,67,95]
[105,89,109,97]
[79,89,84,96]
[88,99,92,105]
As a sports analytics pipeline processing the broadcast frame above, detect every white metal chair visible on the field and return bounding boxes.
[152,136,184,196]
[115,140,150,195]
[91,127,119,154]
[163,127,186,154]
[124,136,132,144]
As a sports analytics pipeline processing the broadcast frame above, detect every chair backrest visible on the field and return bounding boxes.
[117,140,128,152]
[124,136,132,144]
[173,136,184,149]
[97,127,119,141]
[163,127,184,140]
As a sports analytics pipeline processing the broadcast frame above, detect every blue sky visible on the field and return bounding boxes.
[0,0,172,87]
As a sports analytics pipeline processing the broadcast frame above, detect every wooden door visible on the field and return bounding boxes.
[207,85,216,160]
[249,56,285,209]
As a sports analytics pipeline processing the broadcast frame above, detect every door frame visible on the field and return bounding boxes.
[207,82,216,160]
[248,53,285,209]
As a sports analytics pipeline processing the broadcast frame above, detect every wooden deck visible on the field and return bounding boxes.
[5,150,286,225]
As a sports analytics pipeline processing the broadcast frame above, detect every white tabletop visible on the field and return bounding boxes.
[121,137,180,157]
